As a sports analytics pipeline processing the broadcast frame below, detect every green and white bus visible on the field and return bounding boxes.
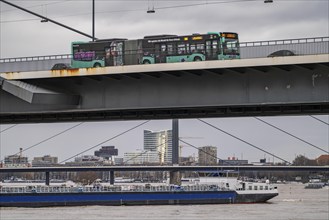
[141,32,240,64]
[70,32,239,68]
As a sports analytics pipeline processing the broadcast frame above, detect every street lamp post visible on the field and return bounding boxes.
[92,0,95,41]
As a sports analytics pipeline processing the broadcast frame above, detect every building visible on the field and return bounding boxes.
[198,146,217,165]
[179,156,197,166]
[219,157,248,165]
[32,155,58,167]
[144,130,172,164]
[124,151,159,165]
[315,155,329,166]
[94,146,118,160]
[65,155,105,166]
[251,158,274,166]
[114,157,124,165]
[3,148,29,168]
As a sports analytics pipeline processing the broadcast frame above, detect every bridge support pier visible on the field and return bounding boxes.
[169,171,181,185]
[172,119,179,165]
[109,171,115,185]
[45,171,50,186]
[170,119,181,185]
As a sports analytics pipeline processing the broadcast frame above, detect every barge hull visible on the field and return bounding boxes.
[0,191,236,207]
[0,190,277,207]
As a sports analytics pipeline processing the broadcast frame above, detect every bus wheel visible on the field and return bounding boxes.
[194,57,202,62]
[143,60,151,64]
[94,63,101,68]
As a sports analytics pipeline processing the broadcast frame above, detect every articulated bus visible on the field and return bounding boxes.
[70,32,240,68]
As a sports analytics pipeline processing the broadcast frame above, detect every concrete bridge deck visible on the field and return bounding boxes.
[1,54,328,123]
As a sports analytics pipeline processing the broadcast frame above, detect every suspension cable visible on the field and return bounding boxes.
[197,118,291,164]
[0,122,84,163]
[309,115,329,126]
[0,124,18,133]
[60,120,150,164]
[255,117,329,154]
[179,139,232,165]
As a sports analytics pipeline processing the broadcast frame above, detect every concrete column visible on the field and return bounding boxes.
[109,171,115,185]
[45,171,50,186]
[169,171,181,186]
[172,119,179,165]
[170,119,181,185]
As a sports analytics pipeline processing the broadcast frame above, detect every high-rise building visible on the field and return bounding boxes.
[198,146,217,165]
[144,130,172,164]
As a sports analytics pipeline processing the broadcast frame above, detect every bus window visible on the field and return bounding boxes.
[212,40,218,57]
[206,41,211,56]
[167,44,174,55]
[212,40,218,51]
[196,44,205,54]
[161,44,166,52]
[190,44,196,53]
[186,43,190,54]
[178,43,186,55]
[110,41,124,66]
[224,39,239,55]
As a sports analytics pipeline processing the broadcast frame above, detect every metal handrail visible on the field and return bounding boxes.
[0,54,72,63]
[0,181,278,194]
[239,36,329,47]
[0,36,328,63]
[0,184,227,194]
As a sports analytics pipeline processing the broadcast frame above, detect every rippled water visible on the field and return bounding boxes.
[1,184,328,220]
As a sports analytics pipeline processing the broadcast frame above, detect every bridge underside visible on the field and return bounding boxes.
[0,101,328,124]
[1,56,328,123]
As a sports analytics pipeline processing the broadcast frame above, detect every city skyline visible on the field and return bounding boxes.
[1,116,328,164]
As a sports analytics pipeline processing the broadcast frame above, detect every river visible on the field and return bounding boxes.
[0,183,328,220]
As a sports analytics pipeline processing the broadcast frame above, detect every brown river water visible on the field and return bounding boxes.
[0,183,328,220]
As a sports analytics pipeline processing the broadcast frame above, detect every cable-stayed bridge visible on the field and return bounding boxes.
[1,36,328,184]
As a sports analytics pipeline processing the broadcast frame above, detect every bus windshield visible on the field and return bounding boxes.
[223,38,239,56]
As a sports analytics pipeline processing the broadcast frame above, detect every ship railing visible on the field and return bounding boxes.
[0,184,232,194]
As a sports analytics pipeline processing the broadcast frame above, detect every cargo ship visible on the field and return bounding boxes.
[0,177,278,207]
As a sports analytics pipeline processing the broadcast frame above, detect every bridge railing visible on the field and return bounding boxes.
[240,36,329,47]
[0,36,328,72]
[0,54,72,63]
[240,36,329,59]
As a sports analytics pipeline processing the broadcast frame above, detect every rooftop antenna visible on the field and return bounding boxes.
[147,0,155,13]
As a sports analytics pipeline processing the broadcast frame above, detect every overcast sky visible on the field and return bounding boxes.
[0,0,328,57]
[0,0,328,164]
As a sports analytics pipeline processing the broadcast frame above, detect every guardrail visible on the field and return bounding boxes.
[0,54,72,63]
[0,184,228,194]
[0,36,328,64]
[239,36,329,47]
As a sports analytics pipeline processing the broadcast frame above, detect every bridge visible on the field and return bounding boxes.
[1,165,327,185]
[2,165,328,173]
[1,36,328,185]
[0,36,328,124]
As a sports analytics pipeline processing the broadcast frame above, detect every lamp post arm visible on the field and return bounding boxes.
[0,0,96,40]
